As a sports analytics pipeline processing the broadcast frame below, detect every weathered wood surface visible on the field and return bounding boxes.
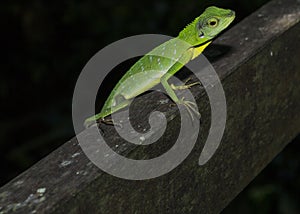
[1,0,300,213]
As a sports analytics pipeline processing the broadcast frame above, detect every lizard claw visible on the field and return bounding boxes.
[177,97,201,121]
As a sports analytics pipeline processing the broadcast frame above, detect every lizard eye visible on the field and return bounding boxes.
[207,18,218,27]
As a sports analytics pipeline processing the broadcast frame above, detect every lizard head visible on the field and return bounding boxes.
[197,6,235,40]
[178,6,235,46]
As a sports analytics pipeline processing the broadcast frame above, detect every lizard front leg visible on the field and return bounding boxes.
[161,72,200,121]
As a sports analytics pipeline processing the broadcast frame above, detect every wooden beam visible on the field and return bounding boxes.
[1,0,300,213]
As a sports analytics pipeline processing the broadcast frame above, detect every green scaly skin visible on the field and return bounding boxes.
[85,6,235,127]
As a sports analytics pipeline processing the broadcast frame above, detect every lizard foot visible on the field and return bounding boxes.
[177,97,201,121]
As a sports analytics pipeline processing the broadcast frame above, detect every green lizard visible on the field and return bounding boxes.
[85,6,235,127]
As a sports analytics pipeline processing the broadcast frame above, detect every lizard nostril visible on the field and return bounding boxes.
[228,11,235,17]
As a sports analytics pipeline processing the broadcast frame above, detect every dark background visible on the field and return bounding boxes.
[1,0,299,213]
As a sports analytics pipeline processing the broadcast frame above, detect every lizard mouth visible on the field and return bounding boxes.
[193,39,213,48]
